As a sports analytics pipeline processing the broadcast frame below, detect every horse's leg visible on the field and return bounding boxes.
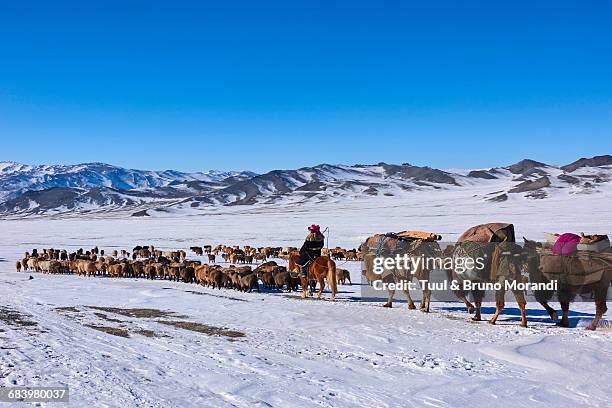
[316,275,325,300]
[327,257,337,302]
[383,289,395,308]
[472,290,483,321]
[586,300,607,331]
[300,277,309,299]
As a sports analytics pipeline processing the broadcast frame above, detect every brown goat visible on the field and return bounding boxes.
[336,268,352,285]
[240,274,259,292]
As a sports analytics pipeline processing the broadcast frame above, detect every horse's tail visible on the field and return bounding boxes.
[327,256,337,300]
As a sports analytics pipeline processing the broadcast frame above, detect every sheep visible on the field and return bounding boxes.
[27,258,39,272]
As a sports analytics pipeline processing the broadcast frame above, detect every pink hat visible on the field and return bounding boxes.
[308,224,320,232]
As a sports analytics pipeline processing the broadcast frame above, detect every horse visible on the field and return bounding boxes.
[361,233,442,312]
[288,251,337,301]
[522,238,611,330]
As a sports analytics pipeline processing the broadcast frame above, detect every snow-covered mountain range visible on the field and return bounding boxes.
[0,155,610,217]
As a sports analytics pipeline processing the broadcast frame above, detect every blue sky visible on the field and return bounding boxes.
[1,1,611,172]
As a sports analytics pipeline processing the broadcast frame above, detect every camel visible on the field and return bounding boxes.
[449,223,528,327]
[522,238,611,330]
[361,232,442,312]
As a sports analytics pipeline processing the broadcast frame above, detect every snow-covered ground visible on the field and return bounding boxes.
[1,197,611,407]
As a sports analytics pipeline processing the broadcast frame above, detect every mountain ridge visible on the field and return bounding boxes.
[0,156,610,217]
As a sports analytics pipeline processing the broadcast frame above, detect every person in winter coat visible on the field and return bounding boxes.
[298,224,325,278]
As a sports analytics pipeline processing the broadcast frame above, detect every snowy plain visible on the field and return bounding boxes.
[1,190,611,408]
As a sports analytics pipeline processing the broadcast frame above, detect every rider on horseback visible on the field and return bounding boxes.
[298,224,325,278]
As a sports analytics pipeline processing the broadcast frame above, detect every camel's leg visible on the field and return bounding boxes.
[402,285,416,310]
[586,301,608,331]
[383,289,395,308]
[456,293,474,313]
[472,290,483,321]
[539,301,558,322]
[414,270,428,312]
[488,302,503,325]
[420,287,431,313]
[559,301,570,327]
[513,290,528,328]
[316,276,325,300]
[489,289,505,325]
[472,300,482,321]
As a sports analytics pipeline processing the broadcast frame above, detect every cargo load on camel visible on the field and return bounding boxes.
[536,231,611,286]
[544,232,610,253]
[395,231,442,241]
[457,222,515,244]
[360,230,443,312]
[454,223,518,282]
[524,235,612,330]
[536,249,612,287]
